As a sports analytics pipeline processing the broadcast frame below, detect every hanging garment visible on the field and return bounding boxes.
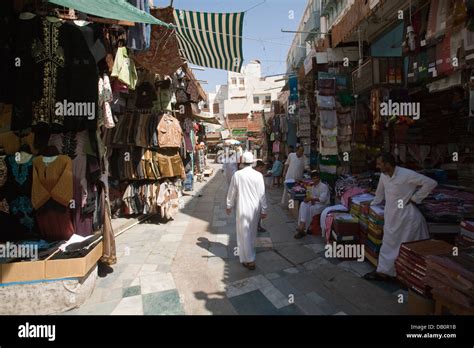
[338,125,352,136]
[157,152,185,179]
[61,21,106,132]
[317,95,336,109]
[11,16,36,129]
[321,135,338,148]
[320,127,337,136]
[31,155,73,210]
[3,154,37,239]
[0,131,39,155]
[127,0,151,51]
[98,74,115,128]
[226,166,268,264]
[371,167,437,276]
[337,111,352,126]
[272,140,280,154]
[318,78,336,96]
[32,155,74,241]
[320,110,337,128]
[298,182,330,230]
[111,46,138,90]
[280,115,288,134]
[135,81,157,109]
[157,114,183,148]
[28,17,70,129]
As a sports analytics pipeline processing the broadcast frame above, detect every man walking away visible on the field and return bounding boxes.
[223,150,238,185]
[226,152,268,270]
[364,153,437,281]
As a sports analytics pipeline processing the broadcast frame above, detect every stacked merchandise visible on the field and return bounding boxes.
[348,193,375,246]
[331,212,360,245]
[424,249,474,313]
[457,220,474,249]
[297,104,311,161]
[418,187,474,223]
[316,77,338,183]
[365,205,385,266]
[458,163,474,190]
[395,239,453,296]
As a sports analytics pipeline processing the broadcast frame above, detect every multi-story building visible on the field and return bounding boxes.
[224,60,285,116]
[286,0,321,74]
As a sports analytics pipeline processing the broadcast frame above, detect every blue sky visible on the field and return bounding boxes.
[154,0,307,93]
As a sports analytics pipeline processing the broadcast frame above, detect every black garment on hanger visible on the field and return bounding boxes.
[62,22,105,132]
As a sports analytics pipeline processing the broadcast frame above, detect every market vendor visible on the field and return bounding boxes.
[295,171,330,239]
[281,145,309,205]
[364,153,437,281]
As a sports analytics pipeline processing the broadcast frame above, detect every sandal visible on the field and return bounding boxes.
[363,271,390,281]
[243,262,256,270]
[294,230,306,239]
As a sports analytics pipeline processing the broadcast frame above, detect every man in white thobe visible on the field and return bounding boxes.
[295,171,330,239]
[223,150,238,185]
[281,146,309,205]
[364,153,437,281]
[226,152,268,270]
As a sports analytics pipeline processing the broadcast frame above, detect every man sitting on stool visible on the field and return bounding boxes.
[295,171,330,239]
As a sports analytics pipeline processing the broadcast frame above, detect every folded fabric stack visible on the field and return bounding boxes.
[331,212,359,244]
[349,193,375,247]
[419,187,474,223]
[395,239,453,296]
[365,205,385,266]
[424,249,474,311]
[458,164,474,189]
[456,220,474,249]
[317,78,338,159]
[290,184,306,201]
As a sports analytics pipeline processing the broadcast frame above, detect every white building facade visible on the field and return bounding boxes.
[223,60,285,116]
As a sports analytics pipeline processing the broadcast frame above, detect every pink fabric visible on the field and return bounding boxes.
[325,214,336,243]
[341,187,367,208]
[272,140,280,153]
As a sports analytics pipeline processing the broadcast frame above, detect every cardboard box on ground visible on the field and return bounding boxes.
[0,242,103,284]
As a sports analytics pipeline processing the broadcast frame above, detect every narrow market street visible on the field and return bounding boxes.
[65,162,407,315]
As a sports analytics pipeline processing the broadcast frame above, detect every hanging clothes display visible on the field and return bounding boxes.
[111,46,138,90]
[32,154,74,241]
[30,17,68,130]
[3,153,37,240]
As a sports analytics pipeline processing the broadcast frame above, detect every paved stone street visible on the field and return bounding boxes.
[65,163,408,315]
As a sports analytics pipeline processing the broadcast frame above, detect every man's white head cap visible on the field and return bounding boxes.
[242,151,254,164]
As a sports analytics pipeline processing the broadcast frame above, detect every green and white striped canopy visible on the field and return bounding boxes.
[173,10,244,72]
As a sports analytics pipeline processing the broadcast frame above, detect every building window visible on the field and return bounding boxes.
[239,78,245,85]
[231,77,237,85]
[213,103,219,114]
[265,95,271,104]
[253,96,259,104]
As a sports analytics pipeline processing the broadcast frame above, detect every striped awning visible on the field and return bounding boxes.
[173,10,244,72]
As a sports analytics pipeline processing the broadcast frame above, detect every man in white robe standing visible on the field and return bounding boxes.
[281,146,309,205]
[226,152,268,270]
[223,150,238,185]
[364,153,437,281]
